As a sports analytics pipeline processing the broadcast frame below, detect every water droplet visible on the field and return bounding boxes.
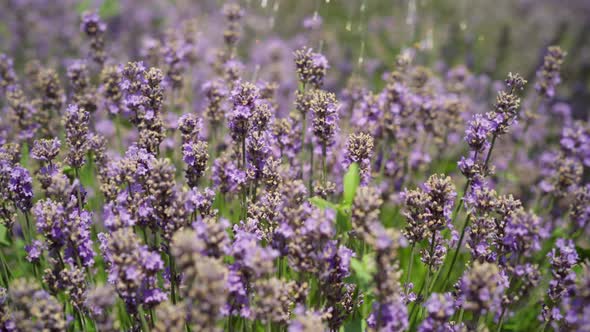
[346,21,352,31]
[460,22,467,30]
[326,0,330,3]
[261,0,268,8]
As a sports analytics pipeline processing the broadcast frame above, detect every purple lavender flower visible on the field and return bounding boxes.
[464,114,491,152]
[81,11,107,65]
[560,121,590,167]
[561,263,590,330]
[535,46,566,99]
[100,65,123,115]
[457,262,507,316]
[418,293,456,332]
[229,81,259,142]
[570,185,590,232]
[343,132,374,185]
[503,209,547,258]
[25,240,43,263]
[0,54,16,94]
[100,228,166,311]
[310,89,340,148]
[293,47,328,88]
[183,141,209,188]
[9,165,33,212]
[542,238,579,323]
[64,104,90,169]
[30,138,61,163]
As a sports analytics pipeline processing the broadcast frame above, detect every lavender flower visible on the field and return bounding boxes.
[203,79,228,125]
[25,240,43,263]
[418,293,457,332]
[183,141,209,188]
[171,229,228,329]
[351,186,383,245]
[542,238,578,323]
[344,132,374,185]
[36,68,64,138]
[560,121,590,166]
[64,104,90,169]
[368,231,408,332]
[535,46,566,99]
[503,208,546,258]
[0,54,16,94]
[178,113,202,144]
[561,263,590,330]
[288,306,326,332]
[31,138,61,163]
[9,279,66,331]
[9,165,33,212]
[6,85,37,140]
[570,185,590,233]
[464,114,492,152]
[457,262,506,316]
[100,65,123,115]
[86,284,119,332]
[154,301,186,332]
[229,81,259,142]
[310,89,340,148]
[81,11,107,65]
[294,47,328,88]
[100,228,166,311]
[67,61,96,113]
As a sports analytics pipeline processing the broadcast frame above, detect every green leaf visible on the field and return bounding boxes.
[100,0,120,18]
[309,196,338,210]
[342,163,360,206]
[76,0,91,14]
[350,254,376,289]
[0,225,9,246]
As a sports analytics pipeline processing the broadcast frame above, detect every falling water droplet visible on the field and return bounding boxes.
[261,0,268,8]
[406,0,416,26]
[358,40,365,67]
[346,21,352,31]
[460,22,467,31]
[326,0,330,3]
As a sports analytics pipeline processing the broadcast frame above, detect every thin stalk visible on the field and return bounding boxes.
[405,243,416,287]
[321,143,327,186]
[442,214,472,289]
[23,211,32,243]
[309,144,314,195]
[169,251,178,305]
[74,167,84,211]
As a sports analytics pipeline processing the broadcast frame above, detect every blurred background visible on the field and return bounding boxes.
[1,0,589,116]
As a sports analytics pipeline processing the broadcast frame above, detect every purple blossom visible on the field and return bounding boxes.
[9,165,33,212]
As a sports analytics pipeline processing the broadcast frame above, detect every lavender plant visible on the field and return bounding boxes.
[0,2,586,332]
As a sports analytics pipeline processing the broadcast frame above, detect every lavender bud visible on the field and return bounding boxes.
[9,279,66,331]
[183,141,209,188]
[344,132,374,185]
[310,89,340,147]
[294,47,329,88]
[536,46,566,99]
[64,104,90,169]
[86,284,119,332]
[30,138,61,163]
[81,11,107,65]
[154,301,186,332]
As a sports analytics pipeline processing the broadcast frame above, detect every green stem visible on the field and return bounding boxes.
[74,167,83,211]
[405,243,416,287]
[321,143,327,186]
[442,214,471,289]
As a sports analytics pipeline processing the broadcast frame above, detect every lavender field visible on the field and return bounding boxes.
[0,0,589,331]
